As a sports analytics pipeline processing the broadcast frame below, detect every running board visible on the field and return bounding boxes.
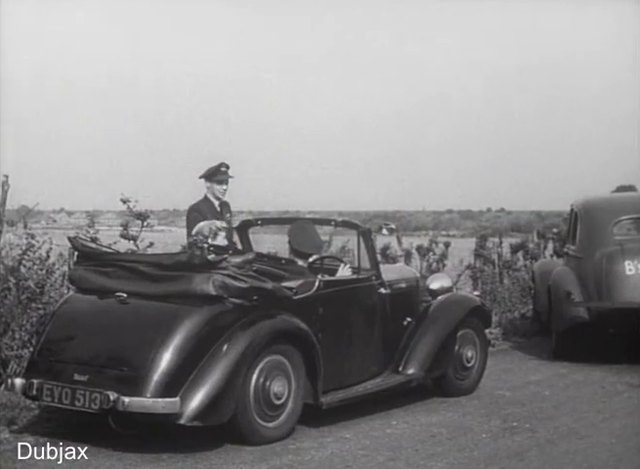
[319,373,421,409]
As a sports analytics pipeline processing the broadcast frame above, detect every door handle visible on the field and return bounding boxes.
[378,287,390,295]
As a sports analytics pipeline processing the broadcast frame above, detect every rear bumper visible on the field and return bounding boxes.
[566,301,640,329]
[1,378,181,415]
[571,301,640,311]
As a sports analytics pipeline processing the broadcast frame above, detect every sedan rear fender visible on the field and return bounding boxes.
[177,312,322,426]
[399,292,491,376]
[549,266,590,332]
[532,259,561,319]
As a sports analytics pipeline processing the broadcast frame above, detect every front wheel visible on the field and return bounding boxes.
[433,317,489,397]
[231,344,305,445]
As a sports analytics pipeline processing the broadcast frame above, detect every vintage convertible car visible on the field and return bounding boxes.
[532,193,640,358]
[4,217,491,444]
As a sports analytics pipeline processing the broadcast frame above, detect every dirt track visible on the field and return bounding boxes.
[1,337,639,469]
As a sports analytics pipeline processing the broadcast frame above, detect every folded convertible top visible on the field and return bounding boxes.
[67,236,293,301]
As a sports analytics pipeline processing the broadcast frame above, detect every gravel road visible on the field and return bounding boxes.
[1,337,639,469]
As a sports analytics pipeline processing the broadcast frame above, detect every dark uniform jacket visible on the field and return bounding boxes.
[186,196,233,244]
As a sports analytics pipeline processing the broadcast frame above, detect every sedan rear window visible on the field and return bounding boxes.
[612,217,640,238]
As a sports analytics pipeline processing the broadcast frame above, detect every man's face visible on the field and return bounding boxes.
[206,179,229,201]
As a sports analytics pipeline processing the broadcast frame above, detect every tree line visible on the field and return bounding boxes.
[4,206,568,236]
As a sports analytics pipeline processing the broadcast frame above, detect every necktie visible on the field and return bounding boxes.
[218,201,233,243]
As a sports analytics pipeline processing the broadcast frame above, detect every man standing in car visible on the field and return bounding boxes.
[186,162,234,246]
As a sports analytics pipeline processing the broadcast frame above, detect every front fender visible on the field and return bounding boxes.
[400,292,491,376]
[177,312,322,426]
[549,267,589,332]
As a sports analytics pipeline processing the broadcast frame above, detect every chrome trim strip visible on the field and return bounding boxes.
[291,278,320,299]
[2,377,26,394]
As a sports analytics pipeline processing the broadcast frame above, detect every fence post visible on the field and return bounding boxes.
[0,174,9,245]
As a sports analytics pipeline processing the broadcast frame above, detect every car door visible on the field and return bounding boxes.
[314,272,387,392]
[311,229,388,392]
[377,263,422,361]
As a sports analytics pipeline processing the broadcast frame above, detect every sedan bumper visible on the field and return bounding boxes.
[2,377,181,415]
[571,300,640,311]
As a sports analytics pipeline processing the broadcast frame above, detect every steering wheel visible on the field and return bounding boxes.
[306,255,345,275]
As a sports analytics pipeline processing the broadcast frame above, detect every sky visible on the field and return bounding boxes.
[1,0,638,211]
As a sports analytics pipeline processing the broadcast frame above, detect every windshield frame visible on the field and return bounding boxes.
[235,217,379,274]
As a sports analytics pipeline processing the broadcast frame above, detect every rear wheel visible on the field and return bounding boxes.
[107,413,142,435]
[548,290,574,360]
[433,317,489,397]
[231,344,305,445]
[552,325,594,361]
[551,329,570,359]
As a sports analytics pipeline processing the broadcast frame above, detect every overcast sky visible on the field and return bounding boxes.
[1,0,638,211]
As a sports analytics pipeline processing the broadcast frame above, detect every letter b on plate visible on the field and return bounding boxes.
[625,260,636,275]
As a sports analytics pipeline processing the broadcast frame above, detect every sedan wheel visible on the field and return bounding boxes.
[232,344,305,445]
[434,317,489,397]
[552,325,593,361]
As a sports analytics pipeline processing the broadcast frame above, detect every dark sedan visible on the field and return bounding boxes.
[532,193,640,358]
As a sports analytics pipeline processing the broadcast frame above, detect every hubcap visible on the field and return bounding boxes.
[269,376,289,404]
[249,354,296,428]
[453,329,481,381]
[461,346,477,367]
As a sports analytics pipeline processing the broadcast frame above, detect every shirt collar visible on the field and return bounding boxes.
[205,193,221,210]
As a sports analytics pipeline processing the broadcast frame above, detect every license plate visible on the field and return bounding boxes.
[39,381,105,413]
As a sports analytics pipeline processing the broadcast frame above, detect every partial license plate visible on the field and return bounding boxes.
[39,381,105,413]
[624,259,640,276]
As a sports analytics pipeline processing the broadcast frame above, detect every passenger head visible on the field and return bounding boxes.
[288,220,324,261]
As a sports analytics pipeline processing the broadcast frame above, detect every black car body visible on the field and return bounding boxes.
[532,193,640,358]
[5,217,491,444]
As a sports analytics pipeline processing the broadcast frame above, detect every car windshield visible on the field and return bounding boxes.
[246,220,370,270]
[612,217,640,239]
[374,233,404,264]
[372,223,404,264]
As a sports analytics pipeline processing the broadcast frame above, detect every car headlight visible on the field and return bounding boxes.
[426,273,454,298]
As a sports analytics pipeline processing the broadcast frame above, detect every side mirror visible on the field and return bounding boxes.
[426,273,454,298]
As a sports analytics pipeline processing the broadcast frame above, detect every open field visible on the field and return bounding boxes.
[4,208,567,239]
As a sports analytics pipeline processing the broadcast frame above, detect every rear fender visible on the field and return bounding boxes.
[532,259,561,320]
[400,292,491,376]
[549,267,589,332]
[177,312,322,426]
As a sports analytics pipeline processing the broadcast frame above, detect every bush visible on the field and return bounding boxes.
[0,230,68,380]
[465,234,544,340]
[118,195,155,252]
[0,389,38,429]
[0,195,159,386]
